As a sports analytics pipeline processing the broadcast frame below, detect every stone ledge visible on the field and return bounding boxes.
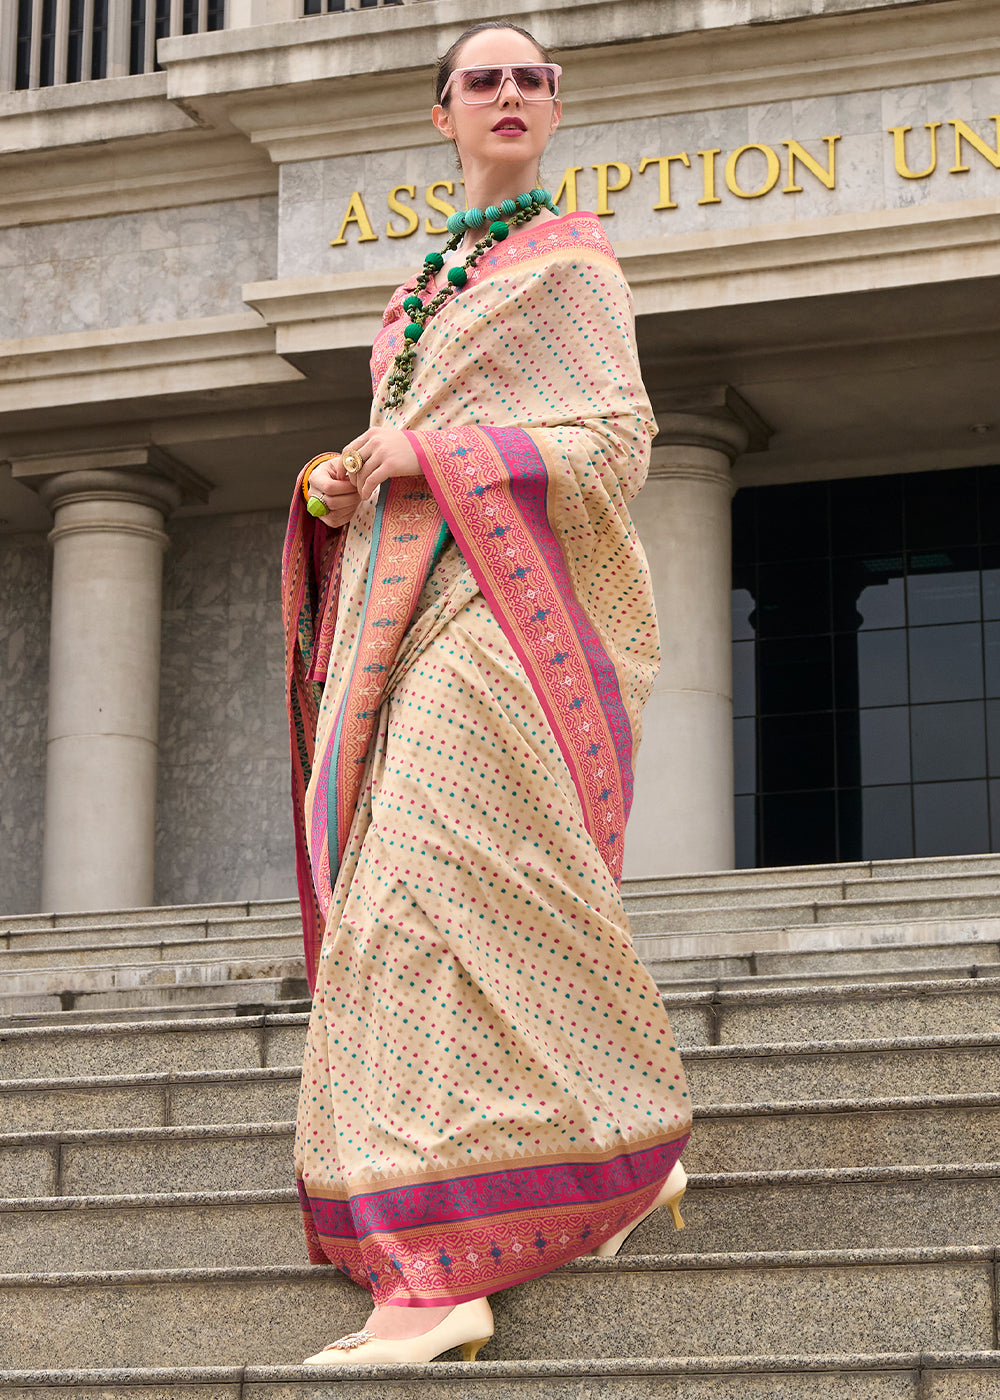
[0,313,303,414]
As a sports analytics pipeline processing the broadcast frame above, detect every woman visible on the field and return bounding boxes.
[282,20,691,1366]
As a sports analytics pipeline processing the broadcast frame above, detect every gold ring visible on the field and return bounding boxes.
[342,450,363,477]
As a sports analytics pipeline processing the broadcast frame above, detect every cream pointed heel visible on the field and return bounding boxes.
[302,1295,494,1366]
[592,1161,687,1259]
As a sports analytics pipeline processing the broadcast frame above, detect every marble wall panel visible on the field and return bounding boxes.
[0,535,50,914]
[278,73,1000,278]
[155,509,295,907]
[1,196,278,341]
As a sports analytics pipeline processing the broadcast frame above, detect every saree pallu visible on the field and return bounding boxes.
[283,214,691,1305]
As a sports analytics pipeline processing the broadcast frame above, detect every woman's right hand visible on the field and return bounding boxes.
[305,454,362,529]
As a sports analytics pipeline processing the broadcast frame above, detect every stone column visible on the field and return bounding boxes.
[38,469,181,911]
[626,407,753,878]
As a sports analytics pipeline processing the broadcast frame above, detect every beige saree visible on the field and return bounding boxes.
[282,213,691,1306]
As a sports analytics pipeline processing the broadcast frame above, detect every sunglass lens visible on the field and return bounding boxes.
[459,68,502,101]
[513,66,554,96]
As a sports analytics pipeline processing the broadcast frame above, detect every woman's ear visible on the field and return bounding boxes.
[549,99,562,137]
[432,104,456,142]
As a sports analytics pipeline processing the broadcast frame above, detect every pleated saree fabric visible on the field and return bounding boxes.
[282,213,691,1306]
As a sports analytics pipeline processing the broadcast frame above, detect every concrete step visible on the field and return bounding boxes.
[673,976,1000,1047]
[627,870,1000,913]
[5,1161,1000,1273]
[631,896,1000,939]
[0,979,309,1020]
[634,921,1000,968]
[2,1353,999,1400]
[0,922,302,966]
[653,962,996,991]
[0,1122,295,1198]
[622,851,1000,898]
[0,956,307,1014]
[7,1084,996,1193]
[0,995,311,1028]
[686,1032,1000,1104]
[0,1248,995,1368]
[4,1011,998,1106]
[0,901,299,938]
[690,1091,1000,1174]
[0,1066,299,1133]
[0,1013,306,1082]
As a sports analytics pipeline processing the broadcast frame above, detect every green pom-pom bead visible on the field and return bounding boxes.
[446,210,467,235]
[489,220,509,240]
[306,496,329,518]
[424,251,444,270]
[404,322,423,341]
[464,207,485,229]
[447,265,468,287]
[484,205,500,222]
[516,192,533,209]
[402,295,421,313]
[499,198,517,216]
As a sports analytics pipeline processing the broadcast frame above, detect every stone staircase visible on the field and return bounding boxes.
[2,853,1000,1396]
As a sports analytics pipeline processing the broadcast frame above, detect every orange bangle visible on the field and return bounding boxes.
[301,453,338,505]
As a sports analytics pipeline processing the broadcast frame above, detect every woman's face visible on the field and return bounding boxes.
[432,29,561,177]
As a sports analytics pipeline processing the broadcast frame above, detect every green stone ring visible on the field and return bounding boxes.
[307,495,329,518]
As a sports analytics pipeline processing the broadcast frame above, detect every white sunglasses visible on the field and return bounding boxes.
[441,63,562,106]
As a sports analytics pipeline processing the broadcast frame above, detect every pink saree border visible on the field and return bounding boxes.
[405,424,633,882]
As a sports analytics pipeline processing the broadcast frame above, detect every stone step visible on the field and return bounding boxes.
[0,995,311,1028]
[0,1013,305,1082]
[671,976,1000,1047]
[0,924,301,965]
[0,1067,299,1134]
[0,979,309,1020]
[0,955,307,1011]
[0,1122,294,1198]
[7,1085,996,1193]
[631,896,1000,938]
[626,870,1000,912]
[653,962,999,992]
[621,851,1000,898]
[634,921,1000,967]
[686,1032,1000,1104]
[5,1161,1000,1273]
[691,1091,1000,1174]
[0,1248,995,1368]
[3,1011,998,1105]
[1,1353,998,1400]
[0,902,299,937]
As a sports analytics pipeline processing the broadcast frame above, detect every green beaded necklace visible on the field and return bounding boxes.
[383,187,557,410]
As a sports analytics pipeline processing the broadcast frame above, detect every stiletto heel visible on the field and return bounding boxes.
[303,1296,494,1365]
[592,1160,687,1259]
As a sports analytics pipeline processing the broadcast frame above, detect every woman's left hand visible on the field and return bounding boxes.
[342,427,422,502]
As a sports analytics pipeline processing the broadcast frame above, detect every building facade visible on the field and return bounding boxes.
[1,0,998,913]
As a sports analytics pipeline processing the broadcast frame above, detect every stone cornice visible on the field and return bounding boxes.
[158,0,998,162]
[0,131,276,228]
[0,314,302,415]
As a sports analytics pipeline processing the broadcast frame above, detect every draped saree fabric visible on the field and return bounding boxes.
[282,213,691,1305]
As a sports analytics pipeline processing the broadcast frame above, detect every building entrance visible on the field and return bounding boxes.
[733,465,1000,867]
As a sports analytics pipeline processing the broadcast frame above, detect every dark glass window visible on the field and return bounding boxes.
[130,0,146,73]
[183,0,198,33]
[67,0,86,82]
[91,0,108,78]
[733,464,1000,867]
[208,0,225,27]
[39,0,57,87]
[16,0,32,89]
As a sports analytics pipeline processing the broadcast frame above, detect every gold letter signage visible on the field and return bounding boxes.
[329,113,1000,248]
